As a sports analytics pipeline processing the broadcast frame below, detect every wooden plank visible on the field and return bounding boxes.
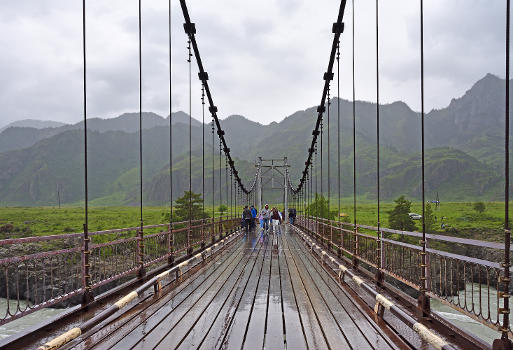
[281,236,329,350]
[287,233,386,350]
[285,236,352,350]
[264,243,285,350]
[154,241,257,350]
[278,235,309,350]
[216,239,269,350]
[77,240,243,350]
[196,234,266,350]
[289,233,397,350]
[241,241,272,350]
[107,245,246,350]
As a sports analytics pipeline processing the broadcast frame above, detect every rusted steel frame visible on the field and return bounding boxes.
[0,288,84,327]
[143,254,170,268]
[0,247,81,265]
[426,291,510,336]
[0,233,83,246]
[362,225,513,251]
[0,223,185,247]
[294,227,458,350]
[37,229,242,350]
[89,236,138,250]
[90,267,139,289]
[381,237,503,270]
[309,220,506,333]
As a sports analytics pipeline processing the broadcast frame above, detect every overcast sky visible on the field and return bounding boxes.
[0,0,508,127]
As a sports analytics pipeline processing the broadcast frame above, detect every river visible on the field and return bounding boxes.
[0,299,66,340]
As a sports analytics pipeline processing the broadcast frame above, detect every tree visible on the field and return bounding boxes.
[174,191,208,221]
[388,195,416,231]
[424,202,435,232]
[473,201,485,214]
[305,194,337,220]
[217,204,228,216]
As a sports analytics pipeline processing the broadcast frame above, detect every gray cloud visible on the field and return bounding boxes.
[0,0,508,128]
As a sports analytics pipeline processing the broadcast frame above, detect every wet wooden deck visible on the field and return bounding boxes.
[65,225,399,350]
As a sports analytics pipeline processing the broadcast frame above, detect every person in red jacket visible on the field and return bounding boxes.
[271,207,282,235]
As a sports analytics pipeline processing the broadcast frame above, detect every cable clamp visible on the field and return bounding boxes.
[183,22,196,35]
[332,22,345,34]
[198,71,209,81]
[323,72,334,81]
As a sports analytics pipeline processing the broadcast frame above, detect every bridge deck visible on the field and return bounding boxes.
[65,226,399,350]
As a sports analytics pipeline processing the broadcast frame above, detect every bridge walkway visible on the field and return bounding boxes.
[63,225,401,350]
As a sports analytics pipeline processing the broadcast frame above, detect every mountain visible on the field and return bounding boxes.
[0,119,67,133]
[0,73,510,206]
[0,111,202,153]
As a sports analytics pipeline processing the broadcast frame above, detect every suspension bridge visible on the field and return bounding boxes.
[0,0,512,349]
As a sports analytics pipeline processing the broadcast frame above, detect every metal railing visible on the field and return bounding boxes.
[297,215,510,335]
[0,216,239,325]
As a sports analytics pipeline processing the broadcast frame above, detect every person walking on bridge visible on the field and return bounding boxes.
[260,204,271,234]
[242,205,253,234]
[250,205,257,229]
[271,207,282,235]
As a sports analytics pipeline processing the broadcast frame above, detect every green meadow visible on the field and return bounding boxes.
[0,201,509,241]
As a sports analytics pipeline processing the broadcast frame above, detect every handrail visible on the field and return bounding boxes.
[37,228,242,350]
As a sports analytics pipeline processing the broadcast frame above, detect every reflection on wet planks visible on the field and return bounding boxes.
[67,227,402,350]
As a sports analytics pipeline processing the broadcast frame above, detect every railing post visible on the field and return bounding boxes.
[353,224,359,268]
[187,219,193,256]
[338,221,343,258]
[201,218,206,249]
[375,229,384,286]
[417,237,430,318]
[330,220,333,252]
[137,228,145,278]
[167,222,175,266]
[81,223,94,305]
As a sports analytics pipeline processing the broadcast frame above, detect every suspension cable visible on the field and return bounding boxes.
[328,83,331,218]
[179,0,248,193]
[320,118,323,218]
[202,84,205,221]
[501,0,511,339]
[287,0,346,194]
[419,0,427,297]
[212,118,215,219]
[375,0,380,232]
[337,40,341,223]
[219,138,222,212]
[168,0,173,225]
[187,38,192,228]
[81,0,92,302]
[352,0,357,230]
[138,0,143,231]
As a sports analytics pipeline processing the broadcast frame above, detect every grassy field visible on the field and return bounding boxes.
[0,205,243,238]
[0,201,509,240]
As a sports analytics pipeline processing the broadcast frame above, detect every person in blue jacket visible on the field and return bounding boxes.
[250,205,257,229]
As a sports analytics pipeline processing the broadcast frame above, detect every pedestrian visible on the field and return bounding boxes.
[242,205,252,234]
[250,205,257,229]
[271,207,281,235]
[260,204,271,233]
[288,207,296,224]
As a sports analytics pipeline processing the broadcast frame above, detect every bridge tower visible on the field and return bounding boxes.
[255,157,290,216]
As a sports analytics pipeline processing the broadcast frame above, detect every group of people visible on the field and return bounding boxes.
[242,204,297,234]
